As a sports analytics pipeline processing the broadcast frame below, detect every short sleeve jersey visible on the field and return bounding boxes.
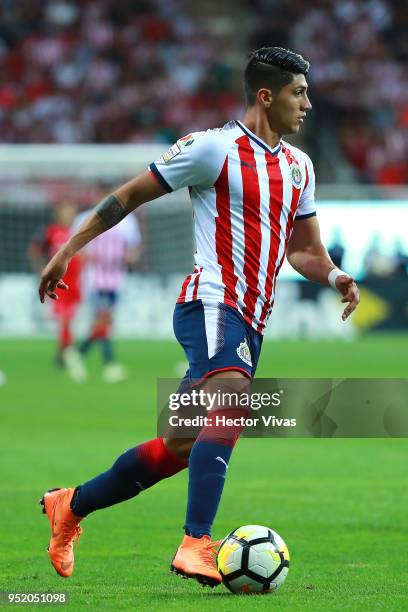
[149,120,316,333]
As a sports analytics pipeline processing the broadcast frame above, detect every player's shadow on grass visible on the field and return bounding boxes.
[155,590,235,599]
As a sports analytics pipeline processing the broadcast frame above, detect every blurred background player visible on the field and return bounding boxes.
[29,201,82,369]
[72,209,141,383]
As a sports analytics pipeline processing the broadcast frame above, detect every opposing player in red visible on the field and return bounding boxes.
[38,48,360,584]
[30,201,82,369]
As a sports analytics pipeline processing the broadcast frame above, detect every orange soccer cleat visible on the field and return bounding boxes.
[39,488,83,578]
[170,534,222,587]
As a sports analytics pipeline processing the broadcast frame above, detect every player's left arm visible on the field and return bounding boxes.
[286,215,360,321]
[39,171,167,302]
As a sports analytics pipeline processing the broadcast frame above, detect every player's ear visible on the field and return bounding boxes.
[257,88,273,108]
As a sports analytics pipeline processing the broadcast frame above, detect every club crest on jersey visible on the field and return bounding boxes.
[290,162,302,189]
[236,339,252,367]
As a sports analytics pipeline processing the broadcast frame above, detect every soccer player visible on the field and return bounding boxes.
[38,48,360,585]
[72,209,141,383]
[29,201,82,369]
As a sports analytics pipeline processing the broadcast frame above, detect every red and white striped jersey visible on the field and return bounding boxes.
[73,211,141,292]
[150,120,316,333]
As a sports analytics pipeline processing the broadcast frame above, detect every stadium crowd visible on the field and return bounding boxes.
[250,0,408,185]
[0,0,240,144]
[0,0,407,184]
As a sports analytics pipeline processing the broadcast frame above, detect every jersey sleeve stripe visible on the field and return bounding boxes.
[149,163,173,192]
[295,211,316,220]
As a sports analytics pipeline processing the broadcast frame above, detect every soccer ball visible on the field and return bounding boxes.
[217,525,290,594]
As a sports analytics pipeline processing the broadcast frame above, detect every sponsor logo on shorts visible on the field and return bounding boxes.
[236,339,252,367]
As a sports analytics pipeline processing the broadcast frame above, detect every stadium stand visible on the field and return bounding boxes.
[249,0,408,185]
[0,0,407,184]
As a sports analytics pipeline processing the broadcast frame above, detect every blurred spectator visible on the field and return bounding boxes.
[250,0,408,184]
[1,0,407,185]
[363,234,396,278]
[0,0,240,145]
[393,238,408,277]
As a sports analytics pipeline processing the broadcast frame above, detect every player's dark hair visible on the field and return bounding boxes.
[244,47,310,106]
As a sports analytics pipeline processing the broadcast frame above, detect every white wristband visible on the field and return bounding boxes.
[328,268,347,288]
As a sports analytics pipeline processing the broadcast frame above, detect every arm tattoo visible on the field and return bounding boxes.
[94,194,126,229]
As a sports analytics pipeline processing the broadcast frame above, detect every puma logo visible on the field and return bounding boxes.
[240,160,256,174]
[216,456,229,469]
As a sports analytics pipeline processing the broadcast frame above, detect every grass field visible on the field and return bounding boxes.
[1,335,407,610]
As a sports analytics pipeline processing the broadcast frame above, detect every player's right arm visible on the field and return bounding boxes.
[39,170,167,302]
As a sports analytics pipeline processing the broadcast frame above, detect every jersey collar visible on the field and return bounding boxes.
[236,120,281,156]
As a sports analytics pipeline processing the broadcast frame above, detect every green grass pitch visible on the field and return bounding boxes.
[1,335,407,610]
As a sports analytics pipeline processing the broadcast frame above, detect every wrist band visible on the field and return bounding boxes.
[328,268,347,288]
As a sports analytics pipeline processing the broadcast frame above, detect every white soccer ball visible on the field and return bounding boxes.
[217,525,290,594]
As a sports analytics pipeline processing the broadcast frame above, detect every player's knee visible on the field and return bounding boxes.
[164,437,194,459]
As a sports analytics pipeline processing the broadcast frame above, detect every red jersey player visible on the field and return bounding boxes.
[38,47,360,585]
[30,201,82,368]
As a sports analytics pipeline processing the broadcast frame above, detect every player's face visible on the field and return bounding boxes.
[268,74,312,135]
